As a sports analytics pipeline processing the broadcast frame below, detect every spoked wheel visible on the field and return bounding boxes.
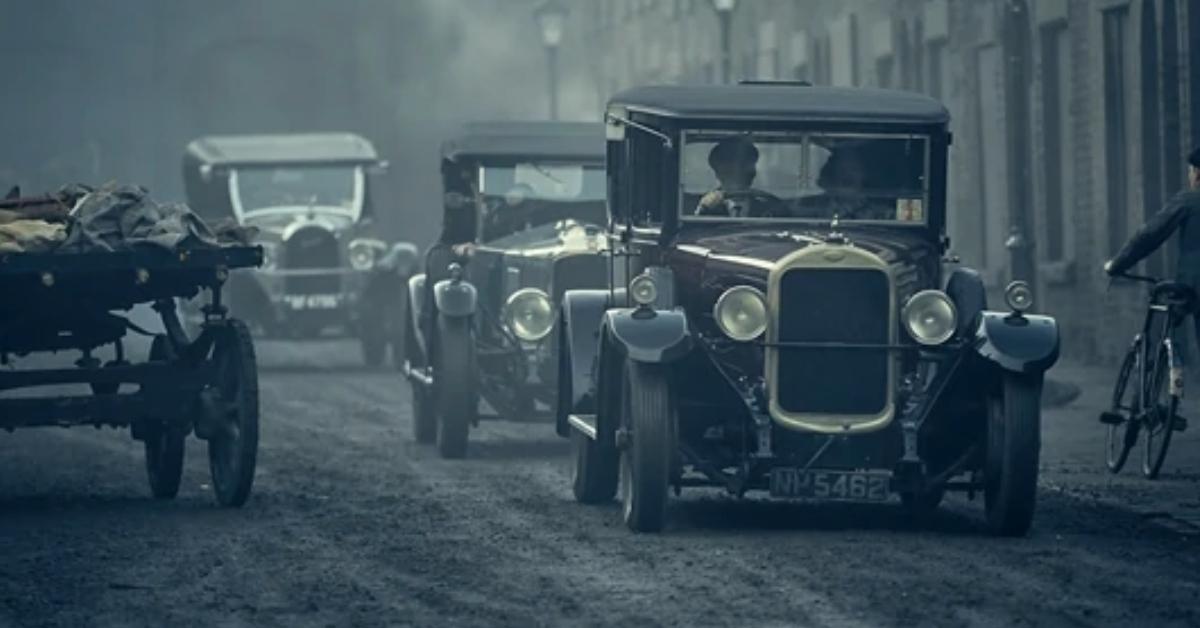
[1105,344,1140,473]
[1142,344,1179,479]
[618,359,675,533]
[143,334,185,499]
[434,315,476,459]
[206,320,260,508]
[984,374,1042,537]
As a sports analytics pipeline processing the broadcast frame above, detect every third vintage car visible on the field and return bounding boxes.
[404,121,611,458]
[556,83,1060,535]
[183,133,418,366]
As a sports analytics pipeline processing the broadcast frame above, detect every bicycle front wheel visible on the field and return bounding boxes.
[1106,342,1140,473]
[1142,343,1180,479]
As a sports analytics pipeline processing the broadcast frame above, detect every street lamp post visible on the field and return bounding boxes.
[711,0,738,84]
[535,0,568,120]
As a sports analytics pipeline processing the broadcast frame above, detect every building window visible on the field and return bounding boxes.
[976,44,1009,271]
[1103,6,1134,256]
[1140,0,1166,276]
[1040,22,1073,263]
[927,39,947,99]
[876,55,894,88]
[1191,0,1200,150]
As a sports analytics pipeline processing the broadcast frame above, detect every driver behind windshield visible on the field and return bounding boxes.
[481,182,536,241]
[694,136,763,217]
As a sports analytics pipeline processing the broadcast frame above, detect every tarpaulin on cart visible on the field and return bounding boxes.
[57,183,252,253]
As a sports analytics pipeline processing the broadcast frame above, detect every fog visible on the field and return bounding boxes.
[0,0,596,249]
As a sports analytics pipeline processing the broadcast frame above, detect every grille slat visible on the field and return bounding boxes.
[284,227,341,294]
[775,268,890,415]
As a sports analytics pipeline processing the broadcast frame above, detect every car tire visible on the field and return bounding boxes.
[619,359,675,533]
[571,429,618,504]
[207,320,260,508]
[984,373,1041,537]
[143,335,185,499]
[434,315,475,459]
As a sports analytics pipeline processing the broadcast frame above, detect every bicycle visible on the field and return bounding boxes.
[1100,273,1194,478]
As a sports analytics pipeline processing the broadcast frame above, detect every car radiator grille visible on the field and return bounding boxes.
[283,227,341,294]
[775,267,890,416]
[551,255,608,304]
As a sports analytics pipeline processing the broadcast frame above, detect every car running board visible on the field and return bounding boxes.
[568,413,597,439]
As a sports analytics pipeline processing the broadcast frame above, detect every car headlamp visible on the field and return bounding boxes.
[1004,280,1033,313]
[713,286,767,341]
[348,238,385,271]
[629,274,658,307]
[902,290,958,346]
[505,288,555,342]
[259,241,278,270]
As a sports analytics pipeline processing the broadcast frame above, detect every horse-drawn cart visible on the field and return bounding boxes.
[0,242,263,507]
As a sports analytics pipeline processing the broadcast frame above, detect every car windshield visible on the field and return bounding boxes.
[230,166,363,219]
[680,131,929,225]
[477,162,606,241]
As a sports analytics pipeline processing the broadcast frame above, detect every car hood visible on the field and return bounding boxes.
[672,224,940,285]
[478,219,608,259]
[241,208,354,243]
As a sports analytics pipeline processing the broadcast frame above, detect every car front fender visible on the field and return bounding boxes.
[433,278,477,318]
[603,307,692,365]
[973,311,1060,374]
[556,289,612,436]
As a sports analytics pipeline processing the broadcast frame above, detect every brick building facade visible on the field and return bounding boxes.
[564,0,1200,363]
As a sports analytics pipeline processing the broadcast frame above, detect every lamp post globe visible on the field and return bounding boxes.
[534,0,568,119]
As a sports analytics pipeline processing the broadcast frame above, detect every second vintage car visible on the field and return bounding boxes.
[556,83,1060,535]
[183,133,418,366]
[403,121,612,458]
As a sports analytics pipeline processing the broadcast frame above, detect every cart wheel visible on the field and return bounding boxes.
[143,335,185,499]
[207,320,259,508]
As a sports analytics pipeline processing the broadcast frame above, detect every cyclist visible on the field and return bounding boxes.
[1106,147,1200,280]
[1105,146,1200,430]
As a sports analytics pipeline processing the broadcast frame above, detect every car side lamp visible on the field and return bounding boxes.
[629,274,657,311]
[1004,280,1033,319]
[448,262,464,284]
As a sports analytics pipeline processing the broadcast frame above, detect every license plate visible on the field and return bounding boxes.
[285,294,340,310]
[769,468,891,501]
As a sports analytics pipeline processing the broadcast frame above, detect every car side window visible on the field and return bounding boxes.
[628,130,667,227]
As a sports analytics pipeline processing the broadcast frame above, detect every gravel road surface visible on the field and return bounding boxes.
[2,341,1199,627]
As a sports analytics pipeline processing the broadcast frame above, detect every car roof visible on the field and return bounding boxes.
[185,133,379,166]
[441,121,605,161]
[608,84,949,125]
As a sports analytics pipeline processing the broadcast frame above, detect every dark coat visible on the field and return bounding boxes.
[1110,189,1200,287]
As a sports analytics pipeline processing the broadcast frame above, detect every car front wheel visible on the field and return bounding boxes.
[434,315,476,459]
[984,373,1042,537]
[618,359,675,533]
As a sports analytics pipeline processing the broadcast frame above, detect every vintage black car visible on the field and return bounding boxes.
[403,121,610,458]
[556,84,1059,535]
[183,133,418,366]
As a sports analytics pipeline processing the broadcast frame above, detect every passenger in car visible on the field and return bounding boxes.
[810,150,895,221]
